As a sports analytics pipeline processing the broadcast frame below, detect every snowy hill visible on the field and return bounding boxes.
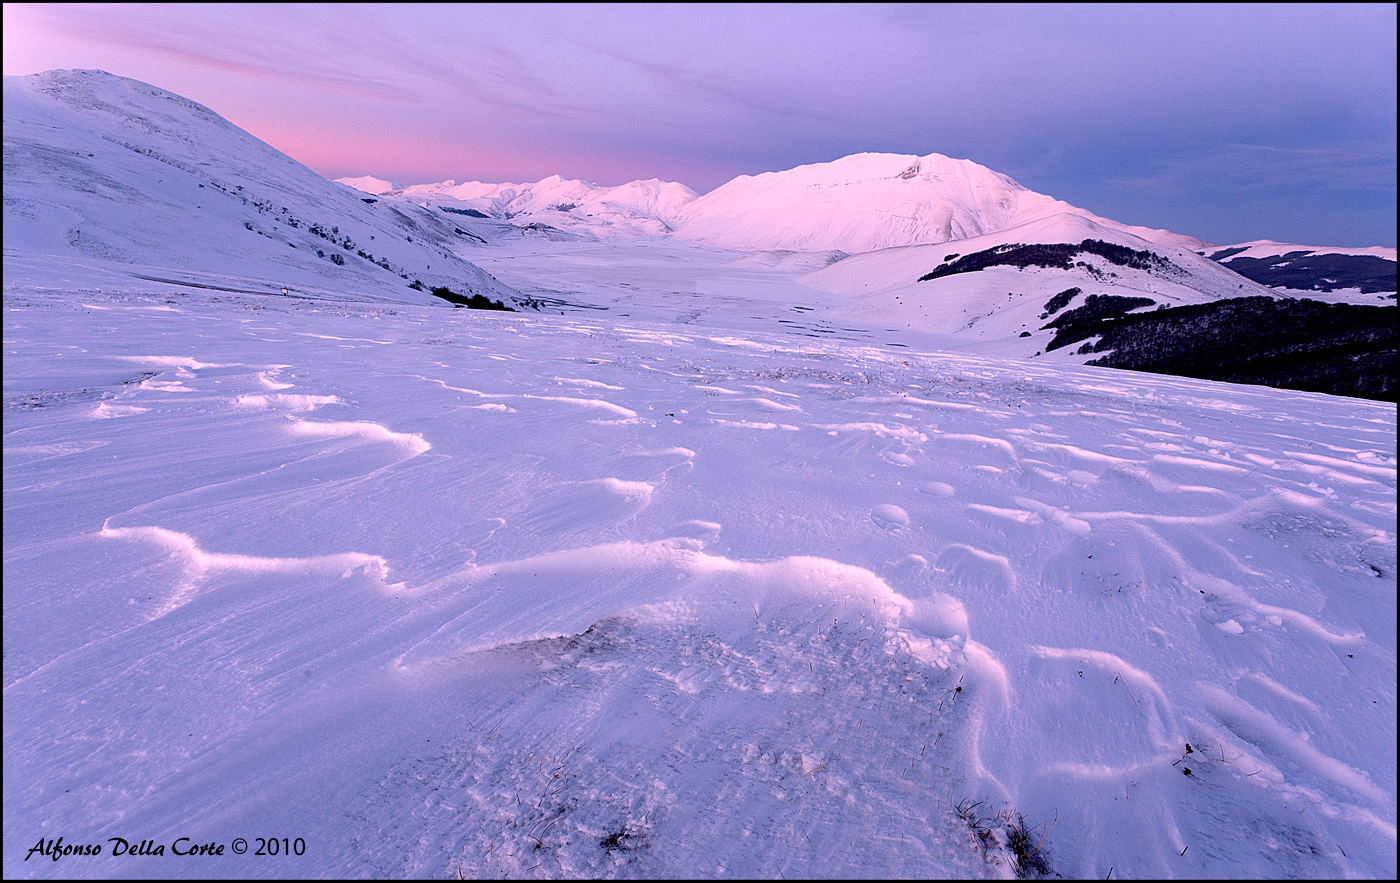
[2,70,519,306]
[672,151,1208,254]
[1200,240,1397,303]
[801,211,1274,347]
[794,216,1394,398]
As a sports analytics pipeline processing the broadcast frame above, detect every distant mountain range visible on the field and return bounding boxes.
[339,152,1209,255]
[4,69,1393,398]
[340,160,1395,306]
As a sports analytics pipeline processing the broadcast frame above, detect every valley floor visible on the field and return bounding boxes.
[3,270,1395,878]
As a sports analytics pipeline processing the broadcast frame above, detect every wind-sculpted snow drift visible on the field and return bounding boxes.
[4,285,1394,879]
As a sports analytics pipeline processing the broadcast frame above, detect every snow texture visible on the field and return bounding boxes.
[5,277,1395,879]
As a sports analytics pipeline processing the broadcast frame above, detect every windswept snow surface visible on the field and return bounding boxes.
[4,257,1395,878]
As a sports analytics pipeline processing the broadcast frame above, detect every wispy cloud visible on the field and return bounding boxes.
[11,5,426,102]
[1103,142,1397,199]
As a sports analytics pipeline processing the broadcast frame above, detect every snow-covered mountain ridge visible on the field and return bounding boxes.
[342,150,1207,255]
[3,70,519,306]
[383,175,700,240]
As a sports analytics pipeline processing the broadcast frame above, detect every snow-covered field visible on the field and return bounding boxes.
[4,241,1395,878]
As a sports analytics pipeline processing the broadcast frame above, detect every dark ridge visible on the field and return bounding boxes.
[1213,252,1397,294]
[1205,246,1250,261]
[1049,296,1394,400]
[919,239,1181,282]
[360,197,377,204]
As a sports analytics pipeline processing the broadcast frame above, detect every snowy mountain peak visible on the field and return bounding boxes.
[671,150,1206,254]
[24,68,233,132]
[739,151,1026,192]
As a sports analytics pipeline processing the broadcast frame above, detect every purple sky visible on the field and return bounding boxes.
[5,3,1395,247]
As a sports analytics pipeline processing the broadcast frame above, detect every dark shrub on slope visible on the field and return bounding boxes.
[1053,296,1394,400]
[1043,294,1155,330]
[440,206,491,218]
[1041,287,1081,318]
[1214,252,1397,294]
[920,240,1182,282]
[429,286,515,311]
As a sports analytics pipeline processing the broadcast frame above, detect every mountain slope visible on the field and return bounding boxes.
[3,70,519,306]
[800,211,1276,350]
[794,214,1397,398]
